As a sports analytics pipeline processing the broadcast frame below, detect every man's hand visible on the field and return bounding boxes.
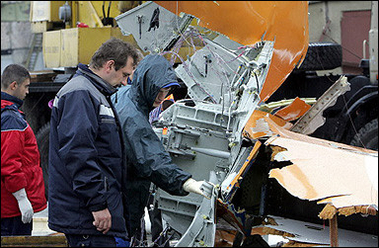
[12,188,34,224]
[182,178,214,199]
[92,208,112,234]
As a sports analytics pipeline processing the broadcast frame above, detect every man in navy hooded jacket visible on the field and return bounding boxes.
[112,55,211,240]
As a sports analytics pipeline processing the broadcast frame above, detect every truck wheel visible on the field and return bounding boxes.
[35,122,50,199]
[350,119,378,151]
[296,42,342,71]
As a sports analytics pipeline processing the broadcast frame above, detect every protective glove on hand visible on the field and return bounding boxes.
[12,188,34,224]
[182,178,213,199]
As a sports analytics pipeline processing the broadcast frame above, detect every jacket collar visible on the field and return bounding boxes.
[1,91,23,109]
[76,63,117,96]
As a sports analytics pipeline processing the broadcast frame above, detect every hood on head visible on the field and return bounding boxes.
[130,54,178,112]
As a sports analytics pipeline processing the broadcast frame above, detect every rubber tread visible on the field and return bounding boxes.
[297,42,342,71]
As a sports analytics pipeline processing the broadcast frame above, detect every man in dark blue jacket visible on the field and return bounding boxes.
[48,38,139,247]
[112,55,212,244]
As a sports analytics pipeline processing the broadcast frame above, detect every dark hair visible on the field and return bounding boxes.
[1,64,31,90]
[89,38,139,71]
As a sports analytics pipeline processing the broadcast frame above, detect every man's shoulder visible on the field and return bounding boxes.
[1,103,21,116]
[1,107,27,131]
[58,75,99,97]
[60,75,89,90]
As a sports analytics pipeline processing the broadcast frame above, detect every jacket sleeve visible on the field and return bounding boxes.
[55,90,107,212]
[1,119,28,193]
[122,113,191,196]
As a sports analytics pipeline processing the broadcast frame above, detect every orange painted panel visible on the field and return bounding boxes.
[155,1,309,102]
[243,110,289,139]
[275,97,311,122]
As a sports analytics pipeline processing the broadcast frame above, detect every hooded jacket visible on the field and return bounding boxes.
[112,55,191,236]
[48,63,128,238]
[1,92,47,218]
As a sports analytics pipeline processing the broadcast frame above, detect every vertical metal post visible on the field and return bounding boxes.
[329,215,339,247]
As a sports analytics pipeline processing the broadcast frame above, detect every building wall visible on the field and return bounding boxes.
[308,1,373,75]
[1,21,33,72]
[1,1,30,71]
[1,1,44,73]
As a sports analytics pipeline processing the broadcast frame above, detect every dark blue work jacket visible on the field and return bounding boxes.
[48,63,128,239]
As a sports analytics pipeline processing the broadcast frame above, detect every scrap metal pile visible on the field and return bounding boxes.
[115,1,378,246]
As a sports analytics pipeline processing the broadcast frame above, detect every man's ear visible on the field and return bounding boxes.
[9,81,18,90]
[105,60,115,72]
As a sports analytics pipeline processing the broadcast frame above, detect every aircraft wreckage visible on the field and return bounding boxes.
[115,1,378,246]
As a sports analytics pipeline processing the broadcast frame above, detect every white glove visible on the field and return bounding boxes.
[182,178,213,199]
[12,188,34,224]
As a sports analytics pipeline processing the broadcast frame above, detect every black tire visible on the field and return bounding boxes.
[350,118,378,151]
[296,42,342,71]
[35,122,51,199]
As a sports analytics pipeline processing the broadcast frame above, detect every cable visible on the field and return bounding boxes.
[323,33,362,60]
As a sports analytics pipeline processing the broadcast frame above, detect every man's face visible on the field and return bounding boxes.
[120,69,135,86]
[153,87,171,108]
[108,57,135,87]
[13,78,30,100]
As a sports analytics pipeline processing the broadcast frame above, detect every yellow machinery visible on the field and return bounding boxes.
[30,1,140,68]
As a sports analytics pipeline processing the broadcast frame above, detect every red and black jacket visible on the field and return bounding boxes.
[1,91,46,218]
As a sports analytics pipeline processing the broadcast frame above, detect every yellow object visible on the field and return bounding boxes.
[30,1,128,28]
[30,1,65,22]
[72,1,115,28]
[43,27,138,68]
[30,1,66,33]
[31,21,53,33]
[162,127,168,136]
[34,1,143,68]
[43,30,61,68]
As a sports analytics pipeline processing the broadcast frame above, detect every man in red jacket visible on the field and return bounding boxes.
[1,64,47,236]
